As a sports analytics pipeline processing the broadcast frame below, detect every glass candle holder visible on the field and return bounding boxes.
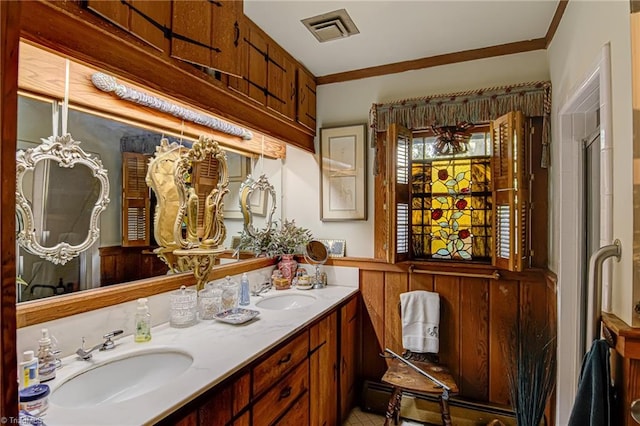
[220,276,239,312]
[198,286,223,320]
[170,285,197,328]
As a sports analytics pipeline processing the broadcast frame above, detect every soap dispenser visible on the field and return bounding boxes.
[239,273,250,306]
[37,328,56,382]
[134,298,152,342]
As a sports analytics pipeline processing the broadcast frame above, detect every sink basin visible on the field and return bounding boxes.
[255,293,317,310]
[51,350,193,408]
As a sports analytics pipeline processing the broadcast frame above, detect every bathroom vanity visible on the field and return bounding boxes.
[42,285,359,425]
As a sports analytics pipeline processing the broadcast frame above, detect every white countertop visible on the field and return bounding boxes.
[43,285,358,426]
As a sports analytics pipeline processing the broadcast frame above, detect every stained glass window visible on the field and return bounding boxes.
[411,130,492,261]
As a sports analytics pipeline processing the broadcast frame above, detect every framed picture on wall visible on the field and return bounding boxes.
[320,124,367,221]
[319,239,346,258]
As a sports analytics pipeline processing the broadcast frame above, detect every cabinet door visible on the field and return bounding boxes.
[340,296,359,421]
[297,68,317,131]
[129,0,171,52]
[275,392,310,425]
[267,43,296,120]
[210,0,242,77]
[247,23,268,105]
[86,1,129,30]
[310,312,338,426]
[227,15,249,95]
[171,0,213,68]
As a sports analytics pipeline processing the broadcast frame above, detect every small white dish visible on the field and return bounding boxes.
[214,308,260,325]
[296,284,313,291]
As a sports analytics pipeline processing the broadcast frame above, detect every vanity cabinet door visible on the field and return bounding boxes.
[310,311,338,426]
[274,391,310,425]
[340,296,359,421]
[253,359,309,426]
[252,331,309,396]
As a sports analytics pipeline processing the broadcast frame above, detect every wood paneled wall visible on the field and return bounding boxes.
[358,263,557,411]
[0,1,20,417]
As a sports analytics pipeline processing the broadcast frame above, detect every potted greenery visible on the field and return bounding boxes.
[270,220,312,284]
[237,219,312,283]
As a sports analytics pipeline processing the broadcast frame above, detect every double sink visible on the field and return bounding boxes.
[49,293,317,409]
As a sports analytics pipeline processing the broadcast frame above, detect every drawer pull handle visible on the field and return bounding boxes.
[279,385,292,400]
[278,353,292,365]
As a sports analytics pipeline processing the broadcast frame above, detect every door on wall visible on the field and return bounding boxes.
[581,126,601,352]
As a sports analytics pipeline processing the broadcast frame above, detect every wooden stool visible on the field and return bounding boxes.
[381,358,458,426]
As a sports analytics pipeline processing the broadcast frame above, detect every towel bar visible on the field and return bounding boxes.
[409,266,500,280]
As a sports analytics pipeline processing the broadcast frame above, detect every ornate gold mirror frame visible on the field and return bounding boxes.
[147,135,229,290]
[240,174,277,239]
[16,134,110,265]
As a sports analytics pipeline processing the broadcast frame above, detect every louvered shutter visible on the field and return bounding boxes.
[491,111,528,271]
[122,152,150,247]
[192,155,220,238]
[388,123,412,263]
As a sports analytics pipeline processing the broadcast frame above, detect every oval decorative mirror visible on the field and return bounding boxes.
[304,240,328,289]
[16,134,110,265]
[239,174,277,239]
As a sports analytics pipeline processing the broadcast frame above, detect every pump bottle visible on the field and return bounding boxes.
[134,298,152,342]
[37,328,56,382]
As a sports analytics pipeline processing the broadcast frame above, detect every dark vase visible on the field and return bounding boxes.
[277,254,298,284]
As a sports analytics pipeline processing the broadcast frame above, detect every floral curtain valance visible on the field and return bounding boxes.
[369,81,551,167]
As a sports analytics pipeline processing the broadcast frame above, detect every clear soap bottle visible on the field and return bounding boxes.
[134,298,152,342]
[239,273,250,306]
[37,328,56,382]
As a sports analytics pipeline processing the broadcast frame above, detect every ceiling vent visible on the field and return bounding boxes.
[301,9,360,43]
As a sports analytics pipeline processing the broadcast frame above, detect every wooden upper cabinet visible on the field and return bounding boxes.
[129,1,171,52]
[267,43,296,120]
[230,19,300,122]
[86,1,129,31]
[297,67,317,131]
[247,22,268,105]
[171,0,242,76]
[86,0,170,52]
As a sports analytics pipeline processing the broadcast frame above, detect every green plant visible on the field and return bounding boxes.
[503,320,557,426]
[269,219,312,256]
[237,219,312,257]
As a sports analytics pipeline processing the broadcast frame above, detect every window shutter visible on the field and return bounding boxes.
[491,111,528,271]
[388,123,412,263]
[192,155,220,238]
[122,152,150,247]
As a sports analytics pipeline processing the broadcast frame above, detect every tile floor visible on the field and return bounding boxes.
[343,407,426,426]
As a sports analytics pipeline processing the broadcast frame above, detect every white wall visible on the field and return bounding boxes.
[286,50,549,258]
[548,1,633,323]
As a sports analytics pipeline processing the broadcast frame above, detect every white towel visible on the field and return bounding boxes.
[400,290,440,353]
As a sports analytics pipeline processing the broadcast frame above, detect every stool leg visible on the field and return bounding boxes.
[439,390,452,426]
[384,387,402,426]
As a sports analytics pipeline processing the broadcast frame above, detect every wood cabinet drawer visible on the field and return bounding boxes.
[253,331,309,396]
[253,359,309,426]
[274,391,309,425]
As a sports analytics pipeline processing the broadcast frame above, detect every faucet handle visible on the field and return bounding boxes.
[101,330,123,351]
[103,330,123,340]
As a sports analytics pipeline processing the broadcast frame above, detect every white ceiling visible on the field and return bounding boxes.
[244,0,559,77]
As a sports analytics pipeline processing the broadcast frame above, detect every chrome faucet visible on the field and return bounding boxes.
[251,281,272,296]
[76,330,123,360]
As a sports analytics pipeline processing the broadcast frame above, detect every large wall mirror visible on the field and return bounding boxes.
[16,95,283,304]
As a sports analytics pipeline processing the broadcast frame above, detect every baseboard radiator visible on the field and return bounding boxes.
[361,380,545,426]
